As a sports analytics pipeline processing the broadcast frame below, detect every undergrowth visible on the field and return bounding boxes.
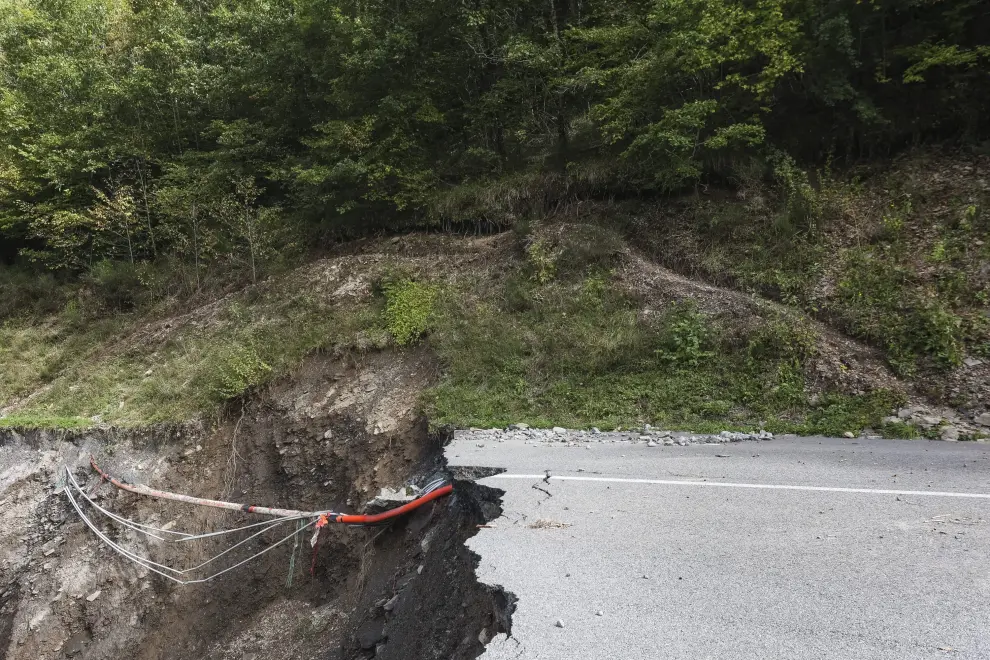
[638,152,990,377]
[381,277,439,345]
[1,280,383,427]
[426,270,904,436]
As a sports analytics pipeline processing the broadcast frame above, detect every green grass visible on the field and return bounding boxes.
[425,271,906,436]
[1,281,385,427]
[0,414,94,429]
[644,164,990,377]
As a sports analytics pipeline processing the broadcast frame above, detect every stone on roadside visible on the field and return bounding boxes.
[843,431,855,439]
[86,590,101,602]
[555,620,565,628]
[552,427,566,435]
[941,426,960,442]
[646,440,657,447]
[974,413,990,427]
[897,407,916,419]
[963,357,984,367]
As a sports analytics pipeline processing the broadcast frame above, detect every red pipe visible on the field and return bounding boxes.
[331,484,454,524]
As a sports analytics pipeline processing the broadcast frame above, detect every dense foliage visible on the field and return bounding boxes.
[1,0,988,278]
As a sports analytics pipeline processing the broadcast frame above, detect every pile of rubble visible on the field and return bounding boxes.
[883,405,990,442]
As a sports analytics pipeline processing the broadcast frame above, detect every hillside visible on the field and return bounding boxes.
[2,151,987,441]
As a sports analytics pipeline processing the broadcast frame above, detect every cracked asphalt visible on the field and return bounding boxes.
[447,432,990,659]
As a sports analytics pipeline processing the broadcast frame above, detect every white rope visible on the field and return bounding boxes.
[64,470,317,584]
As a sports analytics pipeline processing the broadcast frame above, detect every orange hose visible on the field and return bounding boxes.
[331,484,454,524]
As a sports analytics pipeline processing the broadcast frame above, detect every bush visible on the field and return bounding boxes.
[525,239,560,284]
[654,302,714,367]
[205,342,272,400]
[0,265,68,320]
[84,260,148,312]
[746,316,818,368]
[382,278,439,345]
[836,247,965,374]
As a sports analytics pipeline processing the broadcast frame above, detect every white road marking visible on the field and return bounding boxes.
[486,474,990,499]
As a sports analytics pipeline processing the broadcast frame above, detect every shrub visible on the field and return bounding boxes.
[0,265,68,320]
[746,316,818,368]
[84,260,148,312]
[206,342,272,400]
[526,239,560,284]
[382,278,439,345]
[836,247,965,374]
[654,302,714,367]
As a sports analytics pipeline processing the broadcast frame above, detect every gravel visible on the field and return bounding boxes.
[458,426,777,449]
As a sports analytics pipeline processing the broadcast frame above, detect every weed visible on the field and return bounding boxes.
[835,246,965,374]
[427,273,900,435]
[0,415,92,429]
[382,278,439,345]
[205,342,272,400]
[654,303,713,367]
[526,238,560,284]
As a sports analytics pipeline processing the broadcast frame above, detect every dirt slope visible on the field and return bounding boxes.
[0,348,511,660]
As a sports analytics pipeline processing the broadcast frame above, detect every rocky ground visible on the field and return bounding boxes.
[456,412,990,449]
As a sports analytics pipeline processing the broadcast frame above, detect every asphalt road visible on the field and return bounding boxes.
[446,433,990,659]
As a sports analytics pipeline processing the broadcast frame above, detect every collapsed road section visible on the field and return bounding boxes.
[1,351,515,660]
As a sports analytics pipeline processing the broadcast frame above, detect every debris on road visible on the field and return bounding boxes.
[527,520,572,529]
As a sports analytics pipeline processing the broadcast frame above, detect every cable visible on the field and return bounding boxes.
[68,459,455,583]
[65,476,316,585]
[330,484,453,525]
[66,467,311,542]
[65,467,314,573]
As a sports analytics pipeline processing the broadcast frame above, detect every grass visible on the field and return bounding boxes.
[1,277,385,427]
[637,154,990,377]
[425,270,907,436]
[12,161,977,435]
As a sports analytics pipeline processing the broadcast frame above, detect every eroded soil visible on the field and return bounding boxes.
[0,349,512,659]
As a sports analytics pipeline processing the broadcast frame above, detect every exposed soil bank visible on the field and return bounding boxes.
[0,349,513,659]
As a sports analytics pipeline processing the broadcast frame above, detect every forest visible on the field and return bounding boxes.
[1,0,988,297]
